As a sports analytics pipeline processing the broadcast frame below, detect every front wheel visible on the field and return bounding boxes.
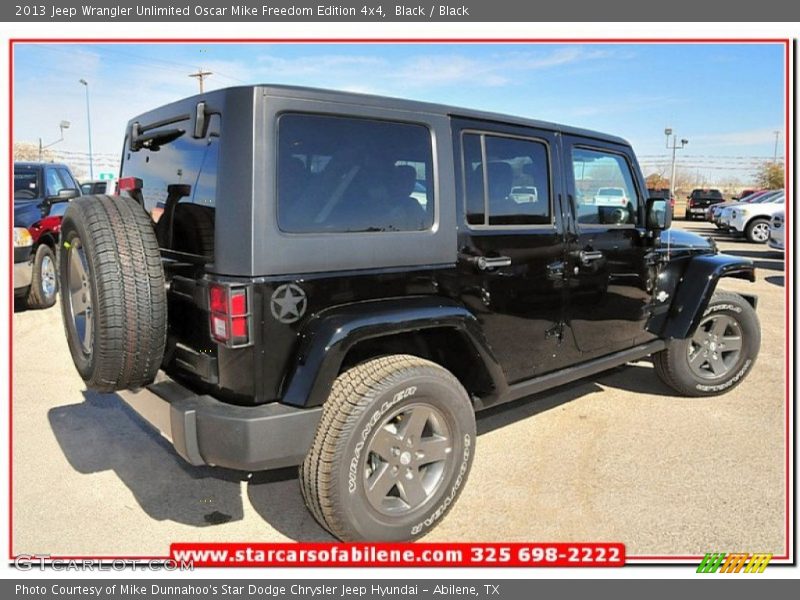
[299,355,476,541]
[653,291,760,396]
[745,218,770,243]
[26,244,58,309]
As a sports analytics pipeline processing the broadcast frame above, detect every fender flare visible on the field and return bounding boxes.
[659,253,756,340]
[280,296,505,408]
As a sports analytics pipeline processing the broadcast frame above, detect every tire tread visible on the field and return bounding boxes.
[59,195,166,392]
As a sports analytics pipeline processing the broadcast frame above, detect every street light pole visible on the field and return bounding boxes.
[79,79,94,180]
[38,120,70,161]
[664,127,688,201]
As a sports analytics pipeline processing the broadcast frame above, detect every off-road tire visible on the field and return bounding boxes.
[653,291,760,397]
[26,244,57,309]
[299,355,476,541]
[745,218,770,244]
[58,195,167,392]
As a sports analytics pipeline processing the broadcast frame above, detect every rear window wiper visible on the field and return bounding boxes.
[129,122,186,151]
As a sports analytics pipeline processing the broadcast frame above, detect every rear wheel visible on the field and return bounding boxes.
[26,244,58,309]
[745,218,770,243]
[300,355,475,541]
[59,195,167,392]
[654,292,760,396]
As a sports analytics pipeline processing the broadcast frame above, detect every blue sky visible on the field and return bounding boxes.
[12,42,785,183]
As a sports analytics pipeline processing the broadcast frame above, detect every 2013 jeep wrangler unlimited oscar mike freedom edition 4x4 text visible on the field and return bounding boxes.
[58,85,760,542]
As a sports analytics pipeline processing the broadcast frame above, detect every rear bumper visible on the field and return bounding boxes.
[118,378,322,471]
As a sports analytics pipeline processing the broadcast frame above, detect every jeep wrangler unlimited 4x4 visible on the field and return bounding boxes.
[58,85,760,542]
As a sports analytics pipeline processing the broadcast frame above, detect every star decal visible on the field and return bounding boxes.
[270,283,308,323]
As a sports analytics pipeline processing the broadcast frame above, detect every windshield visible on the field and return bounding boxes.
[754,192,783,203]
[14,170,40,199]
[598,188,624,196]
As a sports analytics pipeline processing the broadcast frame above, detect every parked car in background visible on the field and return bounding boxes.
[14,162,81,308]
[593,186,629,207]
[721,191,784,243]
[768,210,784,252]
[735,189,762,201]
[685,188,724,220]
[80,180,116,195]
[708,189,782,227]
[510,185,539,203]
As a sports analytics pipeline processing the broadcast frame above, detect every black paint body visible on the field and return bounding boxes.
[119,85,756,412]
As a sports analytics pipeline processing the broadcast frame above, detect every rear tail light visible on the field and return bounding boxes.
[208,282,252,347]
[117,176,143,193]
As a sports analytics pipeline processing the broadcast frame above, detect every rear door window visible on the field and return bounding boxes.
[277,114,435,233]
[463,132,552,226]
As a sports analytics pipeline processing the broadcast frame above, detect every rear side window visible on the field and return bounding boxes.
[121,114,220,214]
[14,170,39,199]
[463,132,552,226]
[277,114,435,233]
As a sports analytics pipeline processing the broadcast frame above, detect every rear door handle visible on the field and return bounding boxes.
[579,250,604,266]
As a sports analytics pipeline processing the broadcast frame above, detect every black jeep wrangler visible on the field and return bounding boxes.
[58,85,760,542]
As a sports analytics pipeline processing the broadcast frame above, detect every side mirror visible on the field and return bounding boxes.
[47,188,80,202]
[646,197,672,231]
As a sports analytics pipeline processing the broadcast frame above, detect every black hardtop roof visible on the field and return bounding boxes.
[130,84,631,147]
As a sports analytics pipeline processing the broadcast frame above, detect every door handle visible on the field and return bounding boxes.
[579,250,604,266]
[476,256,512,270]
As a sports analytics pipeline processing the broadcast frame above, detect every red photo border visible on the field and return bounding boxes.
[7,37,793,566]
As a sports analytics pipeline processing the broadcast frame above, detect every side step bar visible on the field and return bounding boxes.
[479,340,667,410]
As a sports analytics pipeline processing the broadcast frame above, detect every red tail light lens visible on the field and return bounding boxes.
[208,283,251,347]
[209,285,227,313]
[117,176,143,193]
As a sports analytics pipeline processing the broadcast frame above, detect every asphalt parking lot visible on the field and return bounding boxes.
[11,219,787,558]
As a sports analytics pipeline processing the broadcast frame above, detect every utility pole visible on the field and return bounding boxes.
[189,68,213,93]
[773,130,780,163]
[664,127,688,201]
[79,79,94,179]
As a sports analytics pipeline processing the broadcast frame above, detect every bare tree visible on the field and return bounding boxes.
[645,172,669,190]
[13,141,54,163]
[754,162,784,190]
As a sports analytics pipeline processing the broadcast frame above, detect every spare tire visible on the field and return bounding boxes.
[59,195,167,392]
